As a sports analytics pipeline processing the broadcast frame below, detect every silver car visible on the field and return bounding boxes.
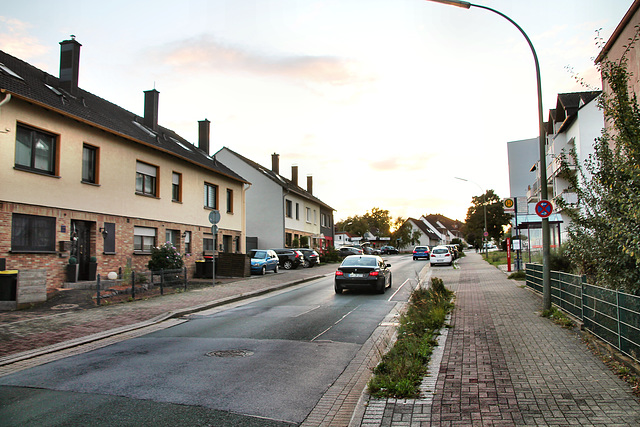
[430,245,453,266]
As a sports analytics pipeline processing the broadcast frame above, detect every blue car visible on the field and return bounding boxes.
[413,246,430,260]
[249,249,279,275]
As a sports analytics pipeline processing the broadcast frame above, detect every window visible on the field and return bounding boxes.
[285,200,292,218]
[306,207,312,223]
[204,183,218,209]
[15,124,57,175]
[321,213,330,228]
[165,229,179,250]
[314,210,317,225]
[172,172,182,202]
[184,231,191,254]
[11,213,56,252]
[134,226,156,252]
[285,232,292,247]
[203,234,217,254]
[136,161,157,196]
[296,203,300,220]
[226,188,233,213]
[82,144,98,184]
[103,222,116,254]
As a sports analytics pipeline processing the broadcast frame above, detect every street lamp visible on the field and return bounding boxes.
[455,177,487,256]
[428,0,551,310]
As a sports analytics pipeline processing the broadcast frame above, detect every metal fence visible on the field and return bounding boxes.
[525,263,640,364]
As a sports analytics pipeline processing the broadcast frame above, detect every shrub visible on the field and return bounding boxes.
[147,241,184,271]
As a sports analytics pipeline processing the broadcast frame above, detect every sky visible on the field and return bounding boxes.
[0,0,634,222]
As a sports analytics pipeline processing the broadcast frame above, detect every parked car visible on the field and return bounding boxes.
[430,245,453,266]
[271,248,303,270]
[248,249,279,275]
[445,244,460,260]
[294,248,320,267]
[334,255,392,294]
[380,246,399,254]
[338,246,363,256]
[362,246,380,255]
[412,246,430,260]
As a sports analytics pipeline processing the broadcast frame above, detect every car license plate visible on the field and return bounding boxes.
[349,273,364,278]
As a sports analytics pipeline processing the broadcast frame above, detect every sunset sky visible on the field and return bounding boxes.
[1,0,633,222]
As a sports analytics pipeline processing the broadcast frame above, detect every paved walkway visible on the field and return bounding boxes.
[358,253,640,426]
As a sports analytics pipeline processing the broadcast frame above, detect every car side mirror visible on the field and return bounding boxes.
[386,263,391,267]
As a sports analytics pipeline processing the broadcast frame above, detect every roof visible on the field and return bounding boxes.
[423,214,464,232]
[547,91,601,134]
[407,218,440,240]
[595,0,640,64]
[0,48,248,184]
[217,147,334,211]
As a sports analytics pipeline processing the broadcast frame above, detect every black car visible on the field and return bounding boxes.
[380,246,399,254]
[293,248,320,267]
[338,246,363,256]
[334,255,392,294]
[271,248,303,270]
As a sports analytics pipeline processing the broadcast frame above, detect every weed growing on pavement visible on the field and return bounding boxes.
[541,306,575,329]
[367,277,454,398]
[508,270,526,281]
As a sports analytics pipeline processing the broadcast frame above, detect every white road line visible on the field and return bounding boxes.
[311,305,361,341]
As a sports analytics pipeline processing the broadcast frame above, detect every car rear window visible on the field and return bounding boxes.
[342,257,377,267]
[433,248,449,254]
[415,247,427,251]
[251,250,267,258]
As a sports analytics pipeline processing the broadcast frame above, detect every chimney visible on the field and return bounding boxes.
[198,119,210,154]
[291,165,298,186]
[307,175,313,195]
[143,89,160,131]
[59,36,81,95]
[271,153,280,175]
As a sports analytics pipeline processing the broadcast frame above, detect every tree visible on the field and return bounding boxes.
[558,45,640,294]
[335,207,393,239]
[390,218,421,249]
[463,190,510,246]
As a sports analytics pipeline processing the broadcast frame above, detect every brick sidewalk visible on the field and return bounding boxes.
[359,253,640,426]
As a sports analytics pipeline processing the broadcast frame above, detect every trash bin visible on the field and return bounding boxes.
[0,270,18,301]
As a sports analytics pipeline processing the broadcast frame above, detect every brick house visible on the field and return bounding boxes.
[0,38,249,294]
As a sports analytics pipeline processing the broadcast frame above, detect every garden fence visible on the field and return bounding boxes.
[525,263,639,364]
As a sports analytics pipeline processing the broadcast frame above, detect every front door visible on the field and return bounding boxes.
[71,220,94,281]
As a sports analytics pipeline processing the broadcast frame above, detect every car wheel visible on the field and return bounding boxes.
[334,282,343,294]
[261,266,266,275]
[388,273,392,288]
[377,280,385,294]
[413,257,416,260]
[283,260,293,270]
[274,264,279,273]
[303,259,310,268]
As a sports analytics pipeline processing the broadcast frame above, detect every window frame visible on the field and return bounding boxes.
[204,182,218,209]
[135,161,158,197]
[133,226,156,253]
[171,172,182,202]
[11,213,57,253]
[14,123,58,176]
[226,188,233,213]
[285,199,293,218]
[82,143,99,184]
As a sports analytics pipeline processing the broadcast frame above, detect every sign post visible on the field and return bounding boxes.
[208,210,220,285]
[506,237,511,272]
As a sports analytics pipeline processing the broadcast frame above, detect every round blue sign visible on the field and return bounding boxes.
[535,200,553,218]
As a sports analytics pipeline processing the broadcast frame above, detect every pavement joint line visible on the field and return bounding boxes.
[0,274,327,368]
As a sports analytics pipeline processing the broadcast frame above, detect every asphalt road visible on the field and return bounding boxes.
[0,255,431,426]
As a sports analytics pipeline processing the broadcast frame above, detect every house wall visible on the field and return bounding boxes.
[215,149,283,249]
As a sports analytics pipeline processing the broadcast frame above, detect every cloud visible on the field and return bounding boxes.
[152,35,376,101]
[0,17,47,59]
[369,154,437,172]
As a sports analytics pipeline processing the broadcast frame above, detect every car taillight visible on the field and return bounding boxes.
[445,253,450,257]
[335,271,344,276]
[431,254,435,258]
[413,251,417,254]
[369,271,379,276]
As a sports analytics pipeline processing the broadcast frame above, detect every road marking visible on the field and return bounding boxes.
[388,278,411,301]
[311,305,361,342]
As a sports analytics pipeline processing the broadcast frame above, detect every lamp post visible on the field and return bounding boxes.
[455,177,487,256]
[428,0,550,310]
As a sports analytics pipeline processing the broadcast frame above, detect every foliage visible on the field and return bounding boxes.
[463,190,511,247]
[368,277,454,398]
[541,306,575,329]
[319,247,342,263]
[390,217,421,249]
[300,236,309,248]
[336,207,394,239]
[147,241,184,271]
[68,256,77,265]
[558,40,640,294]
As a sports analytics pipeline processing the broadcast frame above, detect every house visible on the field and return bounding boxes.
[0,38,249,299]
[335,231,356,248]
[518,91,603,247]
[214,148,334,251]
[405,218,441,248]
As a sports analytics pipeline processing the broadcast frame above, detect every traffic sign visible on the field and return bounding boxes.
[535,200,553,218]
[483,231,489,237]
[504,198,514,210]
[211,225,218,234]
[208,210,221,224]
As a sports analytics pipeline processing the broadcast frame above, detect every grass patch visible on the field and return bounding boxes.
[368,277,454,398]
[508,270,526,281]
[541,306,575,329]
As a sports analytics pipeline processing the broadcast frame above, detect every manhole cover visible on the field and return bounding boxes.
[51,304,79,310]
[206,349,254,358]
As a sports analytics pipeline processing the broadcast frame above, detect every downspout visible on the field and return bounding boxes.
[0,92,12,133]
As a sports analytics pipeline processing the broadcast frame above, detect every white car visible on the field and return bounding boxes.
[430,245,453,266]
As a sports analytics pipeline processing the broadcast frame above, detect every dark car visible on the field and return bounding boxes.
[338,246,363,256]
[334,255,392,294]
[294,248,320,267]
[380,246,399,254]
[413,246,430,260]
[271,248,303,270]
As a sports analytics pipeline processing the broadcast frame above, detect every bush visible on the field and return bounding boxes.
[319,247,342,263]
[147,241,184,271]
